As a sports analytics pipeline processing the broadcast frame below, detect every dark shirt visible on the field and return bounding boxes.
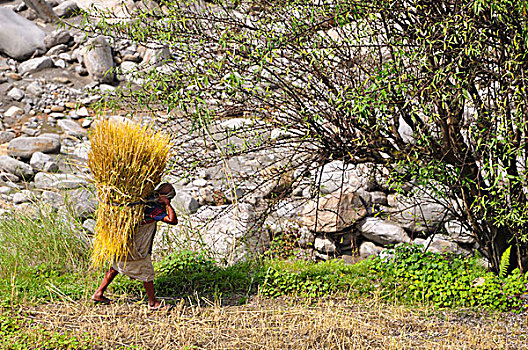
[143,203,168,224]
[142,203,168,254]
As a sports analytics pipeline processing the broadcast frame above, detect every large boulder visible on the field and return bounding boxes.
[386,193,452,233]
[191,203,268,264]
[7,136,61,159]
[34,172,89,190]
[357,217,410,245]
[82,36,115,83]
[413,234,461,254]
[300,190,368,233]
[314,161,376,194]
[0,155,34,179]
[171,189,200,214]
[0,8,46,60]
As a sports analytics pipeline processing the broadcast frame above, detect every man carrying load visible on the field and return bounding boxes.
[92,183,178,310]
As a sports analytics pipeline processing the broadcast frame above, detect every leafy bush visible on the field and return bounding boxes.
[111,250,260,301]
[368,244,528,311]
[258,259,373,298]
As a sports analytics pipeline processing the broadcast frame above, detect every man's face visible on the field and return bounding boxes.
[159,185,175,199]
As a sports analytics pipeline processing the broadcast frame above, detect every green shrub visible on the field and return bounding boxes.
[111,250,260,301]
[258,259,373,298]
[368,244,528,311]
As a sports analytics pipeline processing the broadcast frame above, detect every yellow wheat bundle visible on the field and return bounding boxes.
[88,118,171,268]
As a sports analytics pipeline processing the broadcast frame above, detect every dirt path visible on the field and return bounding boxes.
[8,296,526,350]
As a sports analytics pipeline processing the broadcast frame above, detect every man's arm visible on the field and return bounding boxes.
[157,196,178,225]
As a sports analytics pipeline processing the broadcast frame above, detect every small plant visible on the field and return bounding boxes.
[498,246,511,278]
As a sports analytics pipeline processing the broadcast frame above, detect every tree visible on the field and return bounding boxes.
[81,0,528,272]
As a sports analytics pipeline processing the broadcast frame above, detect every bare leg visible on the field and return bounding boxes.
[143,281,161,308]
[92,267,119,303]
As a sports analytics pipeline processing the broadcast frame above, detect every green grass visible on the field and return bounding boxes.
[0,206,527,314]
[0,205,96,304]
[0,308,97,350]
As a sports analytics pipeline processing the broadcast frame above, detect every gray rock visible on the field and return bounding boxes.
[54,0,79,17]
[43,161,59,173]
[414,234,460,254]
[82,36,115,83]
[314,161,375,195]
[29,151,52,170]
[172,190,200,214]
[81,119,92,128]
[4,106,24,118]
[191,203,268,264]
[71,141,90,159]
[18,57,53,75]
[0,155,34,179]
[193,178,208,187]
[66,188,97,218]
[0,172,19,183]
[57,119,86,138]
[53,58,66,69]
[41,190,64,208]
[370,191,388,205]
[0,8,46,60]
[7,136,60,159]
[0,131,16,144]
[48,44,69,56]
[314,236,337,254]
[75,106,90,117]
[358,217,410,245]
[387,193,452,233]
[7,87,24,101]
[444,221,476,244]
[44,29,72,49]
[34,172,88,190]
[21,127,39,136]
[83,218,96,233]
[359,241,385,259]
[26,81,44,96]
[12,191,29,204]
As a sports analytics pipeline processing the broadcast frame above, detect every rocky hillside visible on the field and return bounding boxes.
[0,0,484,267]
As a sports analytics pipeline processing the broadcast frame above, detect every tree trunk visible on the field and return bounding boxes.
[487,227,526,274]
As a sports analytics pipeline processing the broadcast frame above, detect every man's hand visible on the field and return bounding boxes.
[157,195,178,225]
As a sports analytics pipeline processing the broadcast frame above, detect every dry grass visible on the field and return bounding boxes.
[88,118,171,268]
[14,296,528,349]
